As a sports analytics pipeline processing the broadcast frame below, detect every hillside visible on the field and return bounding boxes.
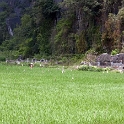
[0,0,124,58]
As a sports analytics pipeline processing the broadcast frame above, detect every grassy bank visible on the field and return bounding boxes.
[0,64,124,124]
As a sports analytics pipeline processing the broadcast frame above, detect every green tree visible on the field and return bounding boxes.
[3,0,59,57]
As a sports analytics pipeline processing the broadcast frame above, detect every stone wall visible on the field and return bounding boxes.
[96,53,124,66]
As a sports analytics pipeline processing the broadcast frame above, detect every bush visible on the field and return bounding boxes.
[78,65,103,72]
[0,56,6,61]
[111,49,119,55]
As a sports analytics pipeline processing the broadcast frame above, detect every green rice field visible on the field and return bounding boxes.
[0,63,124,124]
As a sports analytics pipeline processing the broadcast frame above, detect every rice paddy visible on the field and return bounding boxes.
[0,63,124,124]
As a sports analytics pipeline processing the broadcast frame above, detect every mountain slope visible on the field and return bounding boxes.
[0,0,124,58]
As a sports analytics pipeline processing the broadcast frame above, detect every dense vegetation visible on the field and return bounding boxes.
[0,0,124,59]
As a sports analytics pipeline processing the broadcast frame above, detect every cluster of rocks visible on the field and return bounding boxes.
[96,53,124,65]
[96,53,124,71]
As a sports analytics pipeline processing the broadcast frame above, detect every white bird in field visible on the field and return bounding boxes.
[62,66,64,73]
[119,70,123,74]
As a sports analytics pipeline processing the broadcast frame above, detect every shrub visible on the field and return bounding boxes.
[0,56,6,61]
[111,49,119,55]
[78,65,103,72]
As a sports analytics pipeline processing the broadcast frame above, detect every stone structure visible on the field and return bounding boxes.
[96,53,111,66]
[96,53,124,67]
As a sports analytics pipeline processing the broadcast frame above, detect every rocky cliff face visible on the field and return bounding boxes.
[1,0,124,56]
[0,0,30,7]
[0,0,62,36]
[0,0,32,36]
[54,0,63,3]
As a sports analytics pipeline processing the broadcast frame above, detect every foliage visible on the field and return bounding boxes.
[54,15,75,54]
[41,0,59,19]
[54,0,103,55]
[1,0,124,58]
[118,7,124,25]
[75,32,88,53]
[111,49,119,55]
[0,0,59,58]
[102,13,121,53]
[0,52,6,61]
[0,50,19,60]
[78,65,103,72]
